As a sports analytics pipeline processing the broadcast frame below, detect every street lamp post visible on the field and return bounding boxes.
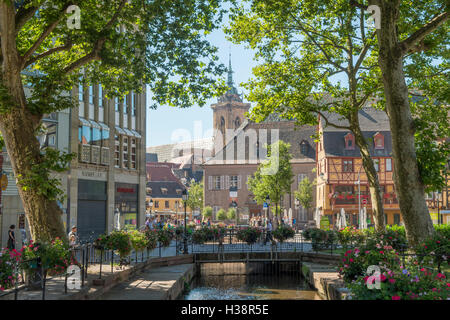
[265,195,271,225]
[182,189,189,254]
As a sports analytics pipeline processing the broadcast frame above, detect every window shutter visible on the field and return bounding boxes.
[225,175,230,189]
[208,176,212,190]
[237,175,242,189]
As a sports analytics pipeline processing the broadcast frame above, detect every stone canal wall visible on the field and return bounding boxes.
[300,262,349,300]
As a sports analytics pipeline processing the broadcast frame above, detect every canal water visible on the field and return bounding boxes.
[183,262,321,300]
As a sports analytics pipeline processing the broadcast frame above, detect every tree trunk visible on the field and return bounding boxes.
[375,1,434,245]
[353,127,386,232]
[0,107,67,243]
[0,6,66,242]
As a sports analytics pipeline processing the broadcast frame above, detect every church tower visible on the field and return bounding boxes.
[211,54,251,152]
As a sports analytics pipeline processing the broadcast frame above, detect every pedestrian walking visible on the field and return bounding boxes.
[7,225,15,250]
[68,226,78,247]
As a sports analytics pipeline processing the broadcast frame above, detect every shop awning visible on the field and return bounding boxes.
[124,128,134,136]
[115,126,126,135]
[130,129,142,138]
[98,122,110,130]
[89,120,102,129]
[79,117,91,126]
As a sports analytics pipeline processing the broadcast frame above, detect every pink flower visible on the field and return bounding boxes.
[349,258,354,262]
[379,251,384,254]
[389,278,396,284]
[436,240,440,244]
[391,295,401,300]
[380,274,387,282]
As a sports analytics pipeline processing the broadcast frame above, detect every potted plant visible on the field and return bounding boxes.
[236,227,262,245]
[107,230,132,264]
[144,229,158,250]
[157,229,174,248]
[273,225,295,243]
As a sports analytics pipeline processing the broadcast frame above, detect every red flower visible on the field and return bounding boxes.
[391,295,401,300]
[389,278,396,284]
[380,274,387,282]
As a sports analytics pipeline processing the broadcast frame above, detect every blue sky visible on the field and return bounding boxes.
[146,14,257,147]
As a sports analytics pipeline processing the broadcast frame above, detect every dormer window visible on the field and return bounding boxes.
[374,132,384,149]
[161,187,168,195]
[176,189,182,195]
[146,187,152,195]
[300,140,309,155]
[344,133,355,150]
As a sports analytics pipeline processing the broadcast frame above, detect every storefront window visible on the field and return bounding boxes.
[115,183,138,230]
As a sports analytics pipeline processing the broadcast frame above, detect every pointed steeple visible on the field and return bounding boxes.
[227,53,234,88]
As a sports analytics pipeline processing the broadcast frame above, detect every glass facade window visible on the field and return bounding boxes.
[131,92,136,116]
[92,127,101,146]
[98,84,103,107]
[123,136,128,168]
[78,126,82,143]
[81,126,91,144]
[123,95,127,114]
[115,135,120,167]
[131,138,136,169]
[89,86,94,104]
[78,84,83,101]
[115,97,119,111]
[101,128,110,147]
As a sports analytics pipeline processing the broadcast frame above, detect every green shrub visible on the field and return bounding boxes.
[202,206,213,219]
[216,209,227,221]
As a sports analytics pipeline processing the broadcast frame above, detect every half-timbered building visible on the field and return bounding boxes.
[316,107,402,228]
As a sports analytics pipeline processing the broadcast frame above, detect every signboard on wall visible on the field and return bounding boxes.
[320,216,330,230]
